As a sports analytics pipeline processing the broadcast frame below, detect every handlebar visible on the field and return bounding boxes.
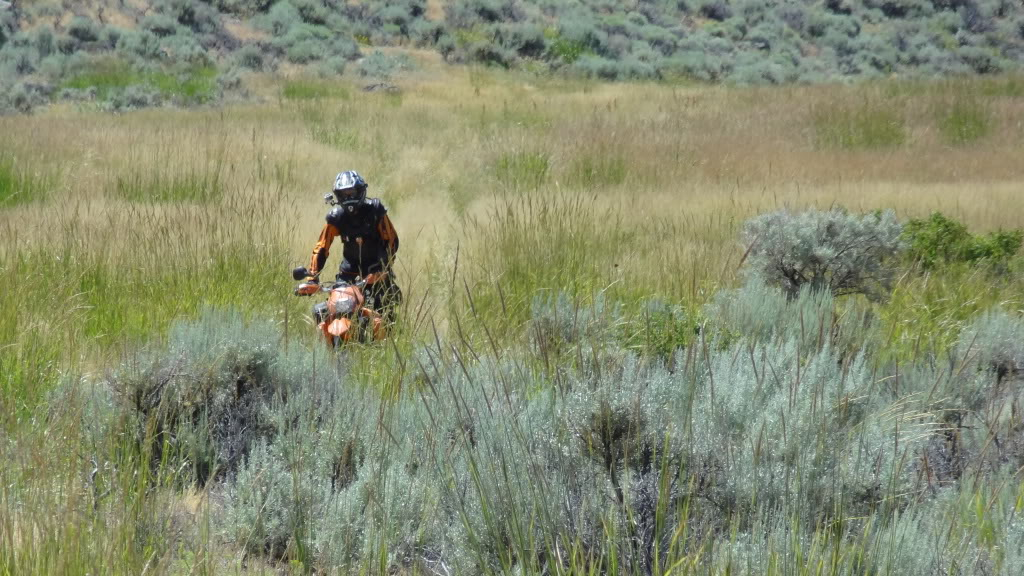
[293,272,386,296]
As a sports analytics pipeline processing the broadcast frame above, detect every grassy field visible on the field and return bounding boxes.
[2,65,1024,575]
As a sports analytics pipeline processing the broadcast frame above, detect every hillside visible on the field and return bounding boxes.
[1,0,1023,112]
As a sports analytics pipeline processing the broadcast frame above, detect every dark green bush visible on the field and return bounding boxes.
[290,0,339,26]
[142,14,181,38]
[104,84,163,111]
[0,44,38,76]
[409,19,445,46]
[258,0,302,36]
[0,8,15,49]
[234,43,265,70]
[729,53,792,84]
[156,0,223,37]
[699,0,733,21]
[67,16,100,43]
[32,27,54,58]
[903,212,1023,269]
[117,29,163,60]
[213,0,277,15]
[316,55,346,76]
[0,80,48,114]
[271,22,356,64]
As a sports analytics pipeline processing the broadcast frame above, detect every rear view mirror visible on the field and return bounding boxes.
[292,266,310,281]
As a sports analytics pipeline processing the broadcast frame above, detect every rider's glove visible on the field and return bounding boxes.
[295,276,320,296]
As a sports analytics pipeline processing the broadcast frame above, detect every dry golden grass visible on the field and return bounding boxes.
[3,70,1023,322]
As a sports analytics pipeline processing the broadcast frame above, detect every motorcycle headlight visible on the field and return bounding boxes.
[330,295,357,316]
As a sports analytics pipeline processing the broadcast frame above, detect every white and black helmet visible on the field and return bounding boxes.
[333,170,367,206]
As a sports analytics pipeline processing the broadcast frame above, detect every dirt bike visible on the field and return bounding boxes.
[292,266,388,347]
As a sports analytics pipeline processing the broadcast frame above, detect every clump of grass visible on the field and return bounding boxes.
[282,78,350,100]
[461,192,628,331]
[494,150,549,189]
[566,150,628,188]
[113,143,227,203]
[300,105,360,149]
[814,102,906,149]
[0,152,50,208]
[116,169,223,203]
[938,99,991,146]
[308,123,360,149]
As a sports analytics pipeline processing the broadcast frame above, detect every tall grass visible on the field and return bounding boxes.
[814,102,906,150]
[0,152,51,208]
[938,98,992,146]
[283,78,351,101]
[494,150,550,190]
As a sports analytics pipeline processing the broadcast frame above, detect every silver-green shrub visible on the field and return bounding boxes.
[110,295,1019,573]
[742,207,904,300]
[957,306,1024,379]
[706,279,835,344]
[529,291,621,356]
[109,309,308,483]
[221,437,333,558]
[356,49,416,80]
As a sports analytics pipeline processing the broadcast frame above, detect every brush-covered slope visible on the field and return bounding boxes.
[1,0,1022,112]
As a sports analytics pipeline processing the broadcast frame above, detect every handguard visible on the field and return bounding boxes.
[295,282,320,296]
[363,271,388,285]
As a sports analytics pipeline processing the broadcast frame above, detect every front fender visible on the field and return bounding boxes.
[322,317,352,343]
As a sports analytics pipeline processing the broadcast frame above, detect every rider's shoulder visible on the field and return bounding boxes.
[366,197,386,215]
[326,205,344,226]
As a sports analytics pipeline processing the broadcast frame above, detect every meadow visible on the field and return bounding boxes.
[2,65,1024,574]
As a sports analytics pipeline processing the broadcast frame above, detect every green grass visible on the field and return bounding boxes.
[566,150,628,188]
[115,169,224,203]
[814,102,906,150]
[0,153,50,208]
[61,58,218,104]
[300,105,361,150]
[282,78,351,101]
[494,150,550,189]
[938,98,991,146]
[113,143,227,204]
[877,261,1024,363]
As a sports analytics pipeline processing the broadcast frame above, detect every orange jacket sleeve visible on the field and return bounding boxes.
[309,223,340,276]
[377,214,399,259]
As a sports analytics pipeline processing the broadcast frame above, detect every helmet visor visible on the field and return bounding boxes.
[335,186,360,201]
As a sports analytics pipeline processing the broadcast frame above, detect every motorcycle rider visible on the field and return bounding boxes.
[303,170,401,322]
